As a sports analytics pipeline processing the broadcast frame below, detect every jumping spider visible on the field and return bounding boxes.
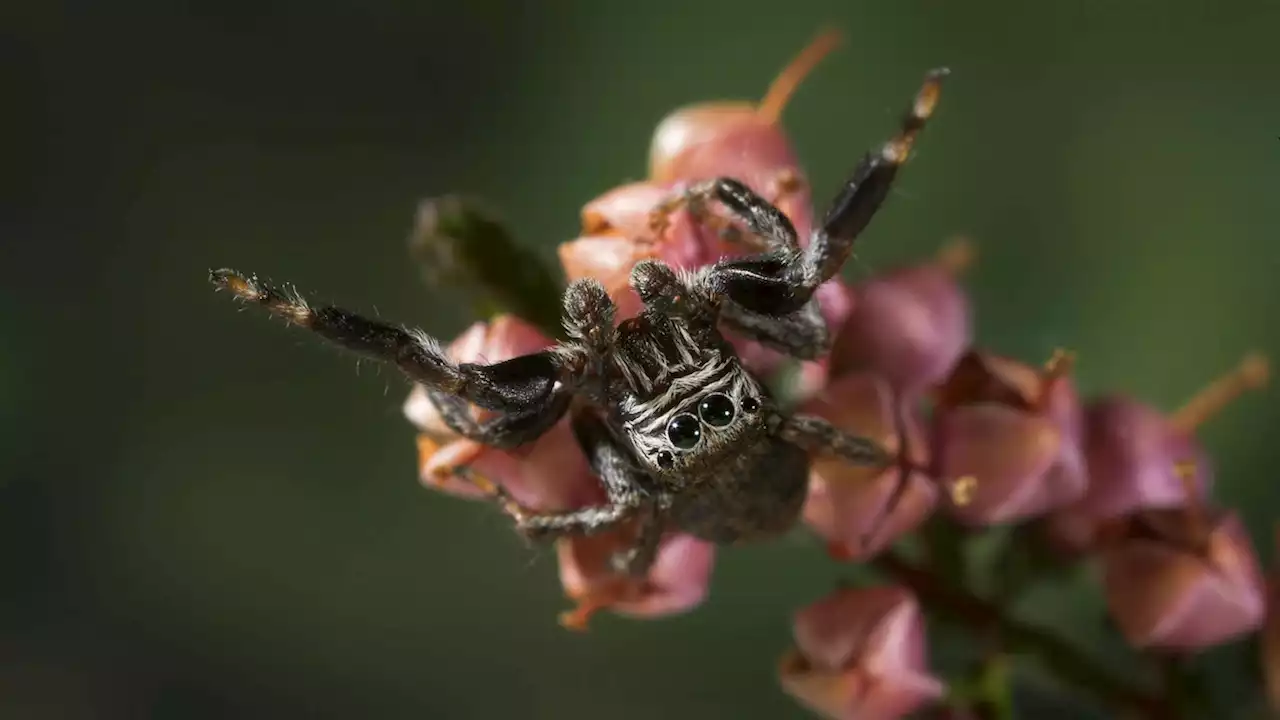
[210,68,947,579]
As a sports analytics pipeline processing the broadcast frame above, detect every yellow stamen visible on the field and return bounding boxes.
[950,475,978,506]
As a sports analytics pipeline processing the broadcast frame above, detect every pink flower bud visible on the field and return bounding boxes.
[829,238,973,398]
[931,349,1087,525]
[800,373,937,560]
[1047,353,1269,553]
[403,315,601,512]
[557,178,854,391]
[559,180,736,321]
[779,585,945,720]
[648,29,840,237]
[1101,508,1266,652]
[555,521,715,631]
[558,31,860,398]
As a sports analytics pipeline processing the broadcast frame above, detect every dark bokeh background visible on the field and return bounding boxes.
[8,2,1280,718]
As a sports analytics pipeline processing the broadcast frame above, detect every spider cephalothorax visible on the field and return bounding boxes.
[209,67,947,577]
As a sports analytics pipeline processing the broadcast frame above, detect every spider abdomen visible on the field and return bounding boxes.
[667,437,810,543]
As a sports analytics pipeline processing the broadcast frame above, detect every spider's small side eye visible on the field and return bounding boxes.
[666,413,702,450]
[698,393,736,427]
[741,396,760,414]
[655,450,674,469]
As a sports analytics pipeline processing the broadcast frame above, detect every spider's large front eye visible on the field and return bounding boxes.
[698,393,736,427]
[666,413,702,450]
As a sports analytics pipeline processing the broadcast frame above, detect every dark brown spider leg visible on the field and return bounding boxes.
[508,503,640,539]
[708,68,948,317]
[645,177,834,359]
[210,269,580,448]
[628,259,720,326]
[570,408,669,577]
[425,278,620,446]
[775,414,893,469]
[718,300,832,360]
[803,67,947,287]
[652,176,803,254]
[610,503,665,577]
[451,408,657,544]
[447,463,639,540]
[425,384,574,449]
[646,171,805,253]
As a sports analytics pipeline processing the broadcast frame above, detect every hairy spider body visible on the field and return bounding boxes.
[595,299,806,544]
[210,67,947,578]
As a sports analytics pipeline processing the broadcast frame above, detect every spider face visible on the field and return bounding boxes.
[621,359,769,477]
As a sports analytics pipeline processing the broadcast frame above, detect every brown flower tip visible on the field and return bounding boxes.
[800,373,938,560]
[1102,509,1266,652]
[1048,353,1268,553]
[931,349,1087,525]
[780,585,945,720]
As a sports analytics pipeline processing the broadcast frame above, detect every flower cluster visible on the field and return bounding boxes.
[404,30,1274,720]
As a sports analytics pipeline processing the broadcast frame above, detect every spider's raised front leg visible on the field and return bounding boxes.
[707,67,949,318]
[209,268,583,449]
[642,176,834,359]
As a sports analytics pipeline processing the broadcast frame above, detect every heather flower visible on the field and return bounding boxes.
[647,27,839,213]
[931,349,1088,525]
[556,522,715,631]
[1047,353,1269,553]
[800,372,938,560]
[1100,506,1266,652]
[779,585,945,720]
[403,314,601,511]
[557,41,855,393]
[829,238,974,398]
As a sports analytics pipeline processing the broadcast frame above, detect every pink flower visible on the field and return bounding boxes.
[555,523,715,631]
[647,27,839,206]
[800,372,938,560]
[557,162,853,396]
[1047,354,1268,554]
[779,585,945,720]
[828,239,973,399]
[403,315,601,512]
[1101,508,1266,652]
[930,349,1088,525]
[558,30,854,395]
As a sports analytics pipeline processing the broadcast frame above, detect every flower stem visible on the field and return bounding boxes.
[872,550,1171,718]
[408,195,566,337]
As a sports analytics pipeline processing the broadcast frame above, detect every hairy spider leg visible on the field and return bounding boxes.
[209,268,582,449]
[775,413,891,469]
[707,67,949,318]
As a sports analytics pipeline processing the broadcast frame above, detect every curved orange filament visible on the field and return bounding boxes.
[1170,352,1270,433]
[935,235,977,275]
[757,28,843,125]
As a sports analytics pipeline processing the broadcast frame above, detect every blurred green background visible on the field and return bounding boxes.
[8,1,1280,718]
